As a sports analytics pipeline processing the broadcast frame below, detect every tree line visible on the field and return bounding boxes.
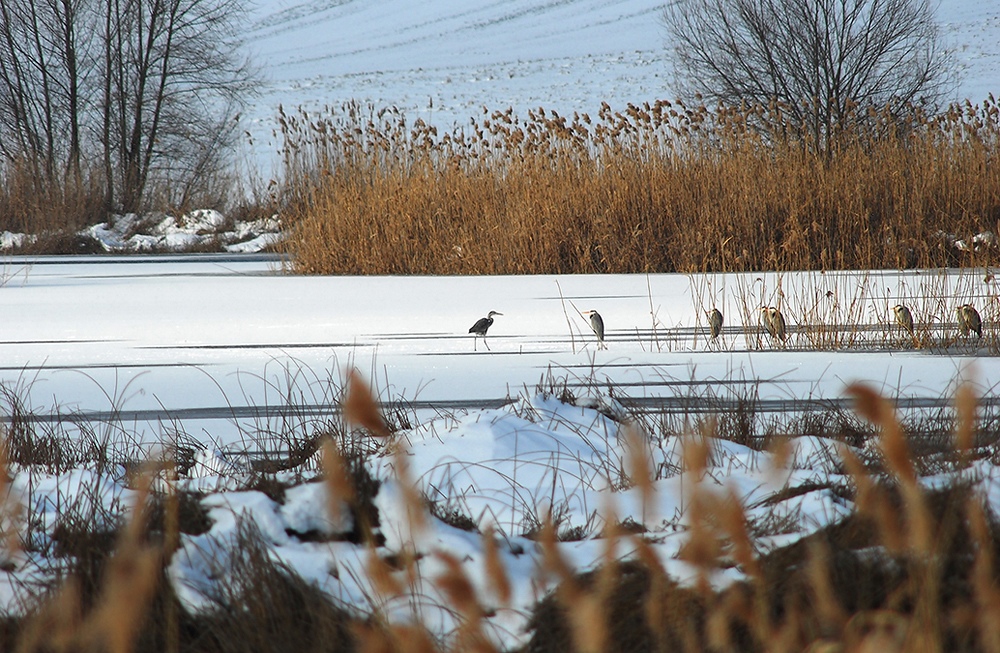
[0,0,959,236]
[0,0,253,215]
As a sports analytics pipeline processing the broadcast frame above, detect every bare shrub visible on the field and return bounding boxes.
[663,0,952,154]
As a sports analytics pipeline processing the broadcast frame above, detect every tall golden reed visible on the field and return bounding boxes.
[279,99,1000,275]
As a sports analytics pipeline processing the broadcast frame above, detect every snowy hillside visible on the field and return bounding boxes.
[240,0,1000,172]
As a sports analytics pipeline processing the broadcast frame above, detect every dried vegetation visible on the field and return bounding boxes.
[2,372,1000,651]
[279,98,1000,275]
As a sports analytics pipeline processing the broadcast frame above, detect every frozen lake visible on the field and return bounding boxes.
[1,255,996,450]
[4,254,1000,650]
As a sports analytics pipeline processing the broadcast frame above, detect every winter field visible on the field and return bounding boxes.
[3,0,1000,650]
[3,256,1000,649]
[238,0,1000,175]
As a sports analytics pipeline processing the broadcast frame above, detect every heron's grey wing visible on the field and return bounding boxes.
[774,312,787,339]
[593,313,605,340]
[710,310,722,337]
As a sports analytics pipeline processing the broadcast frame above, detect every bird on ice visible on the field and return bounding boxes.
[957,304,982,338]
[582,309,605,348]
[707,308,723,339]
[469,310,502,350]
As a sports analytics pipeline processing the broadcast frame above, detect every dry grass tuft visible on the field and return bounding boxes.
[185,520,359,653]
[481,524,511,608]
[433,550,498,653]
[344,369,392,439]
[14,470,161,653]
[519,383,1000,653]
[0,159,107,244]
[525,560,714,653]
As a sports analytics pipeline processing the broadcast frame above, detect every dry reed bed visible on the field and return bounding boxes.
[3,370,1000,652]
[0,158,253,255]
[279,99,1000,276]
[0,158,109,252]
[688,267,1000,353]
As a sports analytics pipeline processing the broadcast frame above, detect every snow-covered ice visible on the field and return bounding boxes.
[2,258,1000,648]
[1,0,999,645]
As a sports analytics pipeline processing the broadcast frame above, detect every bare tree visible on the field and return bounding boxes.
[0,0,254,213]
[663,0,953,149]
[99,0,255,211]
[0,0,90,184]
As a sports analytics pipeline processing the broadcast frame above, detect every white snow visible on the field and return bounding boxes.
[0,233,34,250]
[1,258,999,648]
[70,211,283,254]
[0,0,999,646]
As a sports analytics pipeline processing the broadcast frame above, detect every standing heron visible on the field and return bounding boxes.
[707,308,723,340]
[760,307,787,343]
[957,304,982,338]
[582,310,605,347]
[893,304,915,338]
[469,310,502,351]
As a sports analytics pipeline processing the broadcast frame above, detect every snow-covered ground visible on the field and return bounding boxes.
[78,211,283,254]
[2,1,999,646]
[2,258,999,647]
[239,0,1000,176]
[0,210,283,255]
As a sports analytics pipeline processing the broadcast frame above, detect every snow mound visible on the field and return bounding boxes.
[0,210,284,254]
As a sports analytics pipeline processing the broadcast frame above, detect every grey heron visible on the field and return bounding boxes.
[760,306,787,343]
[893,304,914,338]
[469,311,502,350]
[957,304,982,338]
[707,308,723,339]
[582,310,605,345]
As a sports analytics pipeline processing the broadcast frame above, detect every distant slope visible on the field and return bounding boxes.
[937,0,1000,103]
[246,0,667,75]
[240,0,671,169]
[240,0,999,170]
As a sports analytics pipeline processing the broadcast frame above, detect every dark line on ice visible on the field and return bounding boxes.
[4,395,995,425]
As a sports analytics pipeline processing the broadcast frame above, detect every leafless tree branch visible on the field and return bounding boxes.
[663,0,955,151]
[0,0,256,213]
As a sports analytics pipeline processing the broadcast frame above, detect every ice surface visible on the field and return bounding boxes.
[2,258,999,648]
